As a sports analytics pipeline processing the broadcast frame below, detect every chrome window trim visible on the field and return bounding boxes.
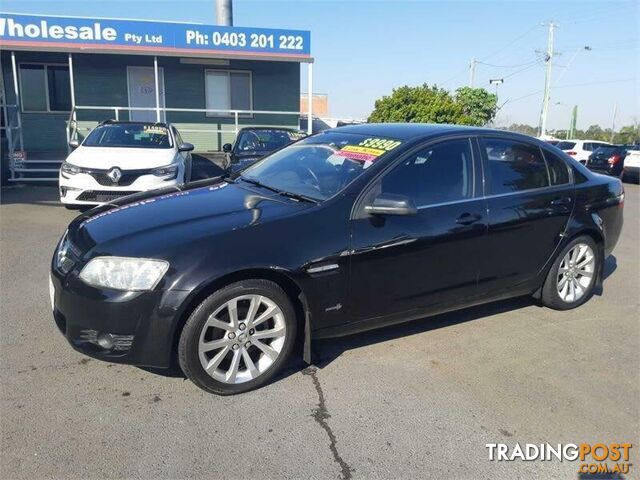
[415,183,572,211]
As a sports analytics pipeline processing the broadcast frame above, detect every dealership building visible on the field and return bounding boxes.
[0,12,313,182]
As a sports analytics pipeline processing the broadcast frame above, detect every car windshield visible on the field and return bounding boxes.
[556,141,576,150]
[83,124,173,149]
[236,129,303,154]
[239,131,403,201]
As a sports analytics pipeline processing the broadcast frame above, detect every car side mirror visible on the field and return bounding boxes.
[68,139,79,149]
[364,193,417,216]
[222,143,233,153]
[179,142,194,152]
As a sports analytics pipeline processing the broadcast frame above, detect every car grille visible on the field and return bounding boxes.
[55,232,82,274]
[88,169,152,187]
[77,190,138,203]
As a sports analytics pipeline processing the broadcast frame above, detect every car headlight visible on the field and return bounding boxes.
[151,164,179,178]
[79,256,169,291]
[61,161,81,176]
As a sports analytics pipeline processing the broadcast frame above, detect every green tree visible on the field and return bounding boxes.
[368,84,497,126]
[502,123,538,136]
[454,87,498,126]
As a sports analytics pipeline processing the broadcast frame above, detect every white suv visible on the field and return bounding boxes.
[59,121,193,208]
[556,139,611,163]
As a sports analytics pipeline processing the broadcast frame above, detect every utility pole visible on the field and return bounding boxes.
[469,58,476,87]
[538,21,557,137]
[569,105,577,139]
[610,102,617,143]
[216,0,233,26]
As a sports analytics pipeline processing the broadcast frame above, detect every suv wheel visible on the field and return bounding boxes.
[178,280,297,395]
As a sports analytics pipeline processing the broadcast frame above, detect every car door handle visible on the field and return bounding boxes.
[550,197,572,207]
[456,213,482,225]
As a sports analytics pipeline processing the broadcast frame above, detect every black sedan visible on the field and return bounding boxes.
[585,145,629,178]
[51,124,624,395]
[222,127,304,172]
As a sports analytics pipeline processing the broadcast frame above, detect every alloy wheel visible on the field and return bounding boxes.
[557,243,595,303]
[198,294,286,384]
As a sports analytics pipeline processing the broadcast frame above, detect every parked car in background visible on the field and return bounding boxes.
[60,121,194,208]
[222,127,305,172]
[556,139,611,163]
[51,124,624,395]
[585,145,628,178]
[299,116,365,134]
[622,146,640,183]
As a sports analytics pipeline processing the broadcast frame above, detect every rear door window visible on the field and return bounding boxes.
[482,138,550,194]
[542,150,571,185]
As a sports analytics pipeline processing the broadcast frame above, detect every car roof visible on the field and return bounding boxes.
[99,120,172,128]
[328,123,544,143]
[238,127,298,132]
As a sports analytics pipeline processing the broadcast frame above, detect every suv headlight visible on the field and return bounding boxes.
[79,256,169,291]
[152,164,179,178]
[61,162,81,176]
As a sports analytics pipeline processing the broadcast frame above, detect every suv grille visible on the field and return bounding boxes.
[77,190,138,203]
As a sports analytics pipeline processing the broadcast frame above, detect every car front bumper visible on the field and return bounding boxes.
[59,170,183,206]
[50,265,189,368]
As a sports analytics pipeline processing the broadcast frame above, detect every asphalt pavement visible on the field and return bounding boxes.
[1,183,638,480]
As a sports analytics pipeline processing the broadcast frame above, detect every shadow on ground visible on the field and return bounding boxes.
[0,185,60,206]
[144,296,540,383]
[145,255,618,386]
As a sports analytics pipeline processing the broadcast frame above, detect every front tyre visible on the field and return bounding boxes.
[178,280,297,395]
[541,235,600,310]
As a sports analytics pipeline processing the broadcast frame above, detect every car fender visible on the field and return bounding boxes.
[167,264,314,365]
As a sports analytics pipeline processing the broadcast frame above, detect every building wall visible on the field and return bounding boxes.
[1,51,301,153]
[1,51,70,152]
[300,93,328,117]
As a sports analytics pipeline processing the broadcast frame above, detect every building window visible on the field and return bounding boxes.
[19,64,71,112]
[205,70,252,117]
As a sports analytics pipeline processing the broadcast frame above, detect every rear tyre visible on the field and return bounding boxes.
[178,279,297,395]
[541,235,600,310]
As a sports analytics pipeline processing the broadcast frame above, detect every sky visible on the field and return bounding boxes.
[2,0,638,130]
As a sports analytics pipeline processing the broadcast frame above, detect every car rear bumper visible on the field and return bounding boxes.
[586,165,622,177]
[623,166,639,179]
[50,266,189,368]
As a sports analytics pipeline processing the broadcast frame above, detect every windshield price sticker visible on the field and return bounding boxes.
[142,126,168,135]
[336,145,386,163]
[359,138,402,151]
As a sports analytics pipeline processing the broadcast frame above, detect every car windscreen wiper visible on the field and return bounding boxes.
[276,190,319,204]
[239,176,318,203]
[238,176,281,194]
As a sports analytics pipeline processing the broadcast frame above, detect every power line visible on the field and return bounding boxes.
[478,24,540,63]
[444,24,540,87]
[502,78,635,106]
[500,60,544,81]
[476,59,540,68]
